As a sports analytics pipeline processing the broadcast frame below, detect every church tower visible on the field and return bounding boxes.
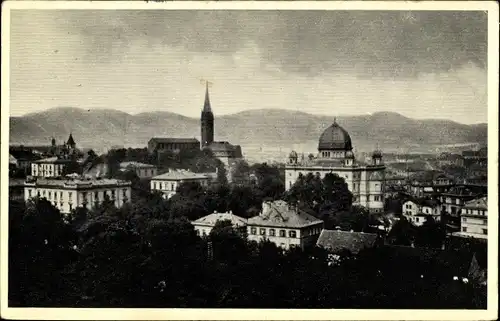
[200,83,214,148]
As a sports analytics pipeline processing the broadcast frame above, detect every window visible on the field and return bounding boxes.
[416,217,419,223]
[279,230,286,237]
[60,192,63,198]
[111,190,115,198]
[483,219,487,224]
[462,227,467,232]
[289,230,297,238]
[69,204,73,211]
[250,227,257,235]
[153,182,157,189]
[269,229,276,236]
[374,196,380,201]
[171,183,174,191]
[462,217,467,222]
[48,191,52,199]
[482,229,487,235]
[260,228,266,236]
[28,189,32,197]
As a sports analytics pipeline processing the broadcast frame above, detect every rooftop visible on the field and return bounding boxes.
[247,200,323,228]
[119,161,156,169]
[33,156,74,164]
[24,176,131,188]
[149,137,200,144]
[463,197,487,210]
[192,212,247,227]
[316,229,378,254]
[152,169,212,181]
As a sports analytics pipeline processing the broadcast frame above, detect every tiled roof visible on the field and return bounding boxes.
[404,198,440,208]
[149,137,200,144]
[463,197,487,210]
[152,170,211,181]
[192,212,247,227]
[247,200,323,228]
[208,141,242,154]
[120,161,156,169]
[316,230,378,254]
[9,149,40,161]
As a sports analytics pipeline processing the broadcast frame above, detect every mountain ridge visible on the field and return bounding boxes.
[10,107,487,161]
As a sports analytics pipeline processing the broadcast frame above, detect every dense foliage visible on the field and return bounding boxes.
[8,151,486,309]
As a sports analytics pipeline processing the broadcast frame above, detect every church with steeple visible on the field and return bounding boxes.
[285,119,385,213]
[200,83,243,167]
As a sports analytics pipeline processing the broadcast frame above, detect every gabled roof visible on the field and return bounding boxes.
[463,197,487,210]
[247,200,323,228]
[67,133,76,146]
[149,137,200,144]
[404,198,440,208]
[316,230,378,254]
[192,212,247,228]
[9,149,40,161]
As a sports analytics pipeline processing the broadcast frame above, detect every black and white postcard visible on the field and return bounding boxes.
[1,1,498,320]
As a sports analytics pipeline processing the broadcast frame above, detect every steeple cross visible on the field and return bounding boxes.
[200,79,213,88]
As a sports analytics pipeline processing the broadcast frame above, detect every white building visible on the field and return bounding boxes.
[455,197,488,240]
[150,169,214,199]
[191,211,247,237]
[246,200,324,250]
[285,119,385,213]
[402,199,441,226]
[24,176,132,214]
[119,161,158,179]
[31,157,75,177]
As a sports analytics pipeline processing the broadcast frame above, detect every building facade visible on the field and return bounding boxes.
[402,199,441,226]
[31,157,76,177]
[246,200,324,250]
[147,137,200,154]
[24,177,132,214]
[284,120,385,213]
[119,161,158,179]
[192,211,247,237]
[150,169,213,199]
[457,197,488,240]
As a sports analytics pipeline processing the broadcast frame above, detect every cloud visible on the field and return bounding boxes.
[9,9,488,124]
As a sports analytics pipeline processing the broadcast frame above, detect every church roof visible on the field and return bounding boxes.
[203,82,212,113]
[67,133,75,146]
[247,200,323,228]
[318,119,353,151]
[316,230,378,254]
[149,137,200,144]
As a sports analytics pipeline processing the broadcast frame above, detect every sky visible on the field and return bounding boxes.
[9,10,488,123]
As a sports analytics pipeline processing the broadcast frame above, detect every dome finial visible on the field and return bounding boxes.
[333,117,337,124]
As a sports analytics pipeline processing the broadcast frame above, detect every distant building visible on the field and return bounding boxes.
[285,119,385,213]
[402,199,441,226]
[9,179,25,201]
[191,211,248,237]
[316,229,379,255]
[24,176,131,214]
[119,161,158,179]
[31,157,76,178]
[147,137,200,154]
[439,185,482,228]
[246,200,324,250]
[150,169,214,199]
[406,171,454,198]
[462,148,487,167]
[454,197,488,240]
[437,152,465,167]
[9,148,40,171]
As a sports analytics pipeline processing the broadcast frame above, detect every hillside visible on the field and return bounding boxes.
[9,107,487,162]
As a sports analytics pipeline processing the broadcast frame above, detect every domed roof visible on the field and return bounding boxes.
[345,150,355,159]
[318,119,353,151]
[289,150,298,158]
[372,150,382,158]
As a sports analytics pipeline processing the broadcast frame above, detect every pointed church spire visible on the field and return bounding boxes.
[203,82,212,113]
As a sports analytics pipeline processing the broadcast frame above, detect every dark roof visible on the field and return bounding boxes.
[316,230,378,254]
[67,133,76,146]
[318,120,353,151]
[208,141,242,155]
[149,137,200,144]
[405,198,440,207]
[9,149,41,161]
[409,170,451,184]
[202,83,212,113]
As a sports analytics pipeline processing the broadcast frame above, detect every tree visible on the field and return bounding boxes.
[230,159,251,186]
[209,220,248,263]
[415,216,446,248]
[250,163,285,200]
[387,217,416,246]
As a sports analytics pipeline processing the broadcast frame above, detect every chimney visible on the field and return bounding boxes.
[262,201,271,215]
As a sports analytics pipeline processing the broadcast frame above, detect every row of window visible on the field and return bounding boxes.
[28,189,128,201]
[463,209,487,216]
[250,227,297,238]
[152,181,176,191]
[462,227,487,235]
[462,217,487,224]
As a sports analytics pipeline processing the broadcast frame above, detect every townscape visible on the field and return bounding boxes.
[8,84,488,308]
[6,7,490,311]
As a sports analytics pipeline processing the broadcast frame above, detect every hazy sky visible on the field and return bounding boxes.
[10,10,488,123]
